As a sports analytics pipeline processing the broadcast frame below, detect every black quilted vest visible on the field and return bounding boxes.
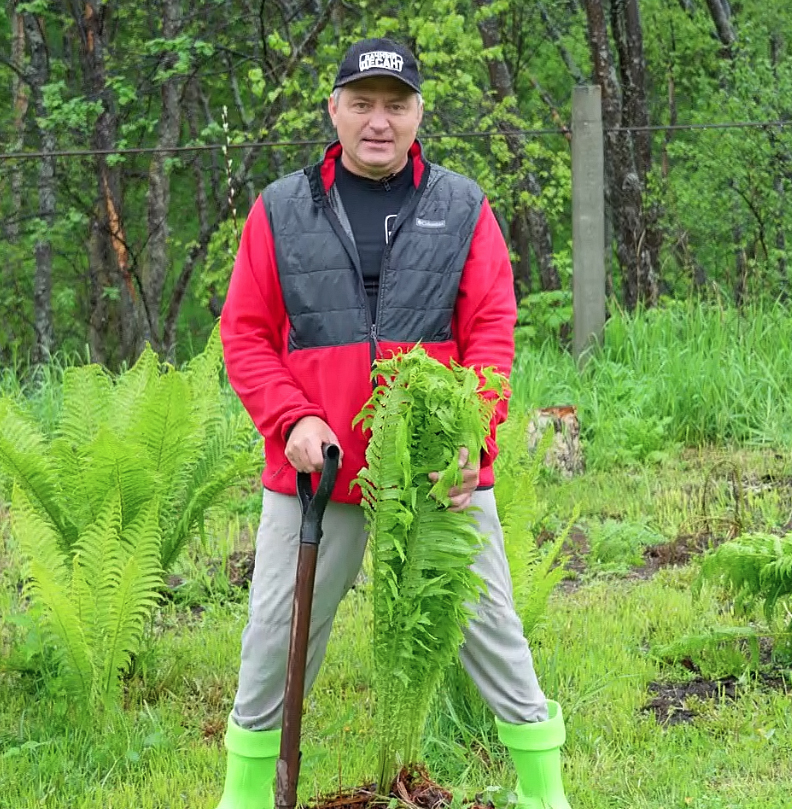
[262,152,485,351]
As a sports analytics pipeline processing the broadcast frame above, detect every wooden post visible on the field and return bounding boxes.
[572,85,606,366]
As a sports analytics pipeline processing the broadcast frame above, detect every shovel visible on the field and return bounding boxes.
[275,443,341,809]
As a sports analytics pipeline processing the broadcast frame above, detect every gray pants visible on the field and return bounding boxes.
[232,488,548,731]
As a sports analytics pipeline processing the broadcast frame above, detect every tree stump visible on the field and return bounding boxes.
[526,405,585,478]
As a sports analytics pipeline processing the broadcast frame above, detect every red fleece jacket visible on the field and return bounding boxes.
[220,149,517,504]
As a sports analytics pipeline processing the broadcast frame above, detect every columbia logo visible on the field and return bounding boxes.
[415,218,446,228]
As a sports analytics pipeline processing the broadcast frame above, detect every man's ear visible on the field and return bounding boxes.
[328,93,338,125]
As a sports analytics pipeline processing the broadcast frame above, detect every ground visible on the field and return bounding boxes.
[1,445,791,808]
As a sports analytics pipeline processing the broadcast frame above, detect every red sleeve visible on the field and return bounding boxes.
[453,197,517,465]
[220,196,327,442]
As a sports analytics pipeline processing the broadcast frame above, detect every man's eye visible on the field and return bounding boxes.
[352,102,369,111]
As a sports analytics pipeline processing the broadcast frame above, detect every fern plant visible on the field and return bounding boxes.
[12,487,162,707]
[0,324,261,708]
[655,532,792,675]
[695,532,792,630]
[353,347,506,792]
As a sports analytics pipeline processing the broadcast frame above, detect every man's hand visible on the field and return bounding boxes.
[429,447,480,512]
[285,416,343,473]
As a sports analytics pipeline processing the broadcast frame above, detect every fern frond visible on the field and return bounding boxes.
[183,321,226,432]
[83,427,157,529]
[697,532,792,625]
[161,414,260,571]
[0,398,75,551]
[11,486,93,700]
[354,347,506,790]
[128,370,199,490]
[72,489,125,677]
[56,365,113,449]
[100,499,163,705]
[108,345,161,443]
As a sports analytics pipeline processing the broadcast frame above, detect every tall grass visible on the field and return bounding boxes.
[511,301,792,470]
[5,301,792,477]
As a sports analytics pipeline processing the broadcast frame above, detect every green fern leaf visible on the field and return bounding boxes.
[354,347,505,790]
[0,399,75,551]
[56,365,113,449]
[11,486,93,700]
[108,345,161,443]
[100,499,163,704]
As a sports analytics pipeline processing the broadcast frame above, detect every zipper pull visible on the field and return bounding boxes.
[370,323,378,343]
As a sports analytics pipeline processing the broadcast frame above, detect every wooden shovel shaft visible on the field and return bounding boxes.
[276,541,319,809]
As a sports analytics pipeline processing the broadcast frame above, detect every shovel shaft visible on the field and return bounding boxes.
[275,444,339,809]
[276,542,319,809]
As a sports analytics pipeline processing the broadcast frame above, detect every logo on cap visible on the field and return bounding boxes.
[359,51,404,73]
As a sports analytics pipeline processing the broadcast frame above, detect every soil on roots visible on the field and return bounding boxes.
[304,765,493,809]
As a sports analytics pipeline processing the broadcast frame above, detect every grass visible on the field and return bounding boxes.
[3,448,792,808]
[3,302,792,807]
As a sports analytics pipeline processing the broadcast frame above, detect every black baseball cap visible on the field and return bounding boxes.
[333,38,422,93]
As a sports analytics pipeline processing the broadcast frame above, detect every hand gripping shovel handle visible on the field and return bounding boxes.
[276,443,340,809]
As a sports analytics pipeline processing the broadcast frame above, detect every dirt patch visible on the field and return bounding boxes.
[644,532,713,567]
[225,549,255,588]
[642,676,739,724]
[305,766,491,809]
[643,671,790,725]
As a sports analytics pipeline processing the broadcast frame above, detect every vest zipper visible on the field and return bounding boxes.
[373,172,429,334]
[319,193,378,368]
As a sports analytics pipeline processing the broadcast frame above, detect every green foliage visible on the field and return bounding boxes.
[425,415,570,765]
[12,488,162,708]
[656,531,792,676]
[0,326,260,708]
[651,626,763,676]
[501,423,570,637]
[695,532,792,629]
[516,289,573,351]
[353,346,506,790]
[511,302,792,469]
[587,519,665,575]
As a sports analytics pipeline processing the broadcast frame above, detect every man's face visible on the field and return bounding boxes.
[328,77,423,180]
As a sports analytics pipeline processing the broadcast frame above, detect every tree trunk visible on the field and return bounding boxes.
[143,0,184,350]
[583,0,660,310]
[509,213,532,300]
[75,1,138,366]
[6,3,28,244]
[705,0,736,51]
[474,0,560,292]
[22,13,56,363]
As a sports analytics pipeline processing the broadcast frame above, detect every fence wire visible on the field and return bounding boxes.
[0,119,790,161]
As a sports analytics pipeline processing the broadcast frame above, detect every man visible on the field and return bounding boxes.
[218,37,570,809]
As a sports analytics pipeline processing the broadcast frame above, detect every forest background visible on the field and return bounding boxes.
[2,0,791,368]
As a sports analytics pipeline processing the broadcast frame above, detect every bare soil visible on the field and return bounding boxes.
[642,670,791,725]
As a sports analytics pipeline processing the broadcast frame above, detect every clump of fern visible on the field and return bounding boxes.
[695,532,792,633]
[654,532,792,674]
[500,421,570,638]
[353,347,506,792]
[0,324,261,709]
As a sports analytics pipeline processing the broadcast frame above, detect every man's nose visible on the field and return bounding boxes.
[368,106,390,130]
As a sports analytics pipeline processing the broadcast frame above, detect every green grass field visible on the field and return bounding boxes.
[2,305,792,808]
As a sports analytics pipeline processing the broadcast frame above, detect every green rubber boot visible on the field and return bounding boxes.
[496,700,571,809]
[216,716,281,809]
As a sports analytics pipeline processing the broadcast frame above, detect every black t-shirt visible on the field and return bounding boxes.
[334,157,413,323]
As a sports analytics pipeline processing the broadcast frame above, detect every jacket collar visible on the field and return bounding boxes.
[317,140,426,192]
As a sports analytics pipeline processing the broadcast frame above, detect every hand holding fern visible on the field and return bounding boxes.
[285,416,343,473]
[429,447,480,512]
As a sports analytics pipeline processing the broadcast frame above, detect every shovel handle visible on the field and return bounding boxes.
[276,443,340,809]
[296,443,340,546]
